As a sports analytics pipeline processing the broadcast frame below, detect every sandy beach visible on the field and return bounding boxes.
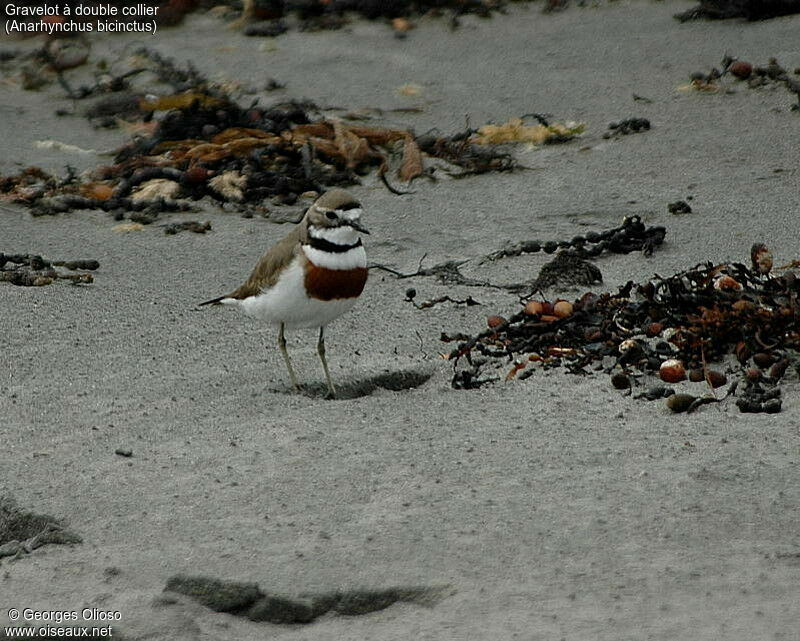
[1,1,800,638]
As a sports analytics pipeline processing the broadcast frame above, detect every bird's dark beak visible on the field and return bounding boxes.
[348,220,370,234]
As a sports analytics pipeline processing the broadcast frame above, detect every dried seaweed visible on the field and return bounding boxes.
[373,257,506,289]
[219,0,523,33]
[444,245,800,413]
[405,287,481,309]
[1,37,592,224]
[2,81,565,222]
[0,0,553,38]
[373,216,665,295]
[471,118,585,145]
[675,0,800,22]
[480,215,666,263]
[686,54,800,110]
[417,134,517,177]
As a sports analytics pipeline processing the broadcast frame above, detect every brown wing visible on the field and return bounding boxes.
[229,225,305,298]
[199,223,305,305]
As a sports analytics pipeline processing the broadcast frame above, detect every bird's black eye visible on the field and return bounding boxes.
[325,211,337,220]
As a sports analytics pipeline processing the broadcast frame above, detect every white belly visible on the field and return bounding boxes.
[222,257,360,329]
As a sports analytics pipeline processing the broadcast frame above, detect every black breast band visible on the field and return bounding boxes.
[307,237,362,254]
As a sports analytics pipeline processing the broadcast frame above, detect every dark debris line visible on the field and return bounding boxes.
[480,215,665,263]
[0,496,82,560]
[163,574,452,625]
[1,0,535,33]
[674,0,800,22]
[372,215,665,297]
[0,252,98,287]
[0,24,594,223]
[0,45,543,224]
[443,245,799,414]
[688,54,800,111]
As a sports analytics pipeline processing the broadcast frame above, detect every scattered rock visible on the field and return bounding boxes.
[45,38,90,71]
[533,252,604,291]
[729,60,753,79]
[668,200,692,215]
[602,117,651,139]
[0,496,82,560]
[0,253,97,288]
[634,385,675,401]
[736,381,783,413]
[162,221,212,235]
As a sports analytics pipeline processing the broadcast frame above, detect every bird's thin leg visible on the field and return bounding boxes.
[317,326,336,399]
[278,322,300,392]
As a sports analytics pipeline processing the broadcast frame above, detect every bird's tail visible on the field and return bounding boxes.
[198,296,226,306]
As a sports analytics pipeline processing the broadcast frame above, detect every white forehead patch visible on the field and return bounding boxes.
[337,207,363,222]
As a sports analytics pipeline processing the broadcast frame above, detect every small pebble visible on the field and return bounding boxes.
[668,200,692,215]
[666,393,696,413]
[729,61,753,80]
[611,372,631,390]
